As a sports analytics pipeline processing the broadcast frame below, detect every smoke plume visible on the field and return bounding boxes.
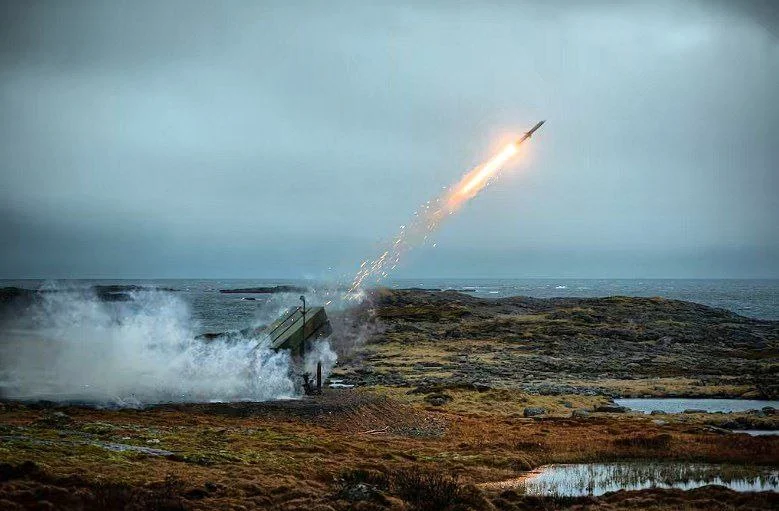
[0,288,306,406]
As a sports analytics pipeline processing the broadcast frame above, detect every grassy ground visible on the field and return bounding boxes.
[1,389,777,509]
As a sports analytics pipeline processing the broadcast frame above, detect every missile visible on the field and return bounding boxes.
[515,120,545,146]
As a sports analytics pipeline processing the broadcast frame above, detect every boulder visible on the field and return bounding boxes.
[706,426,732,434]
[595,405,628,413]
[473,382,491,392]
[341,482,383,502]
[424,393,452,406]
[523,407,546,417]
[572,409,590,418]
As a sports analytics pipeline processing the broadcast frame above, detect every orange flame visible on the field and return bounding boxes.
[445,142,519,211]
[346,139,526,298]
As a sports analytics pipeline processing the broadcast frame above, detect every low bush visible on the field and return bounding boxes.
[335,467,491,510]
[389,468,491,511]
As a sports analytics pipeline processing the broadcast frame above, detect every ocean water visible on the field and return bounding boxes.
[389,278,779,321]
[2,278,777,335]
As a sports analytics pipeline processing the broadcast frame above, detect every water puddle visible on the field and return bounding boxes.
[732,430,779,436]
[480,462,779,496]
[95,441,173,456]
[327,379,355,389]
[1,435,172,456]
[614,398,779,414]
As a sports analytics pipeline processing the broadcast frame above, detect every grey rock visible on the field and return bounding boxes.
[523,407,546,417]
[595,405,628,413]
[424,393,452,406]
[473,382,491,392]
[342,482,382,502]
[705,426,731,435]
[572,409,590,418]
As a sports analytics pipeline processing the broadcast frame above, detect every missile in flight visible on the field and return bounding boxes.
[515,120,545,146]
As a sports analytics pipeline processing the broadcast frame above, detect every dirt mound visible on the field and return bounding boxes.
[152,390,445,437]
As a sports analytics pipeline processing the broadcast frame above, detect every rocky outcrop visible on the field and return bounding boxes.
[595,405,629,413]
[335,289,778,397]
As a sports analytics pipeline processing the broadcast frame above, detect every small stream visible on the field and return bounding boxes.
[480,462,779,496]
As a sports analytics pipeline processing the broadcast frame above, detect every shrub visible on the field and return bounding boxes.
[336,467,491,510]
[390,468,493,511]
[391,468,460,510]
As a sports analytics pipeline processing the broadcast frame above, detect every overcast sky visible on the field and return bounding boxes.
[1,0,777,279]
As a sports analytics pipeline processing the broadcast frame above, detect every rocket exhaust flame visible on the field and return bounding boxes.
[347,121,545,298]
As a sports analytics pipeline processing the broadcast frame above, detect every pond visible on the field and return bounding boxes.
[480,462,779,496]
[732,430,779,436]
[614,398,779,414]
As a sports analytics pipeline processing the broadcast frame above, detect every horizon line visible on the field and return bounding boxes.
[2,276,778,281]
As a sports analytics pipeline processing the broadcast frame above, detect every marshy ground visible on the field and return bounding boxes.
[1,289,778,509]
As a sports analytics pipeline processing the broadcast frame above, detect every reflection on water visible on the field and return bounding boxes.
[615,398,779,414]
[481,462,779,496]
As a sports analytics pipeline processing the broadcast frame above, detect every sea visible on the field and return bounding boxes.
[1,278,777,335]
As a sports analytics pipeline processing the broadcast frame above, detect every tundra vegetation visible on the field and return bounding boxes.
[1,289,777,509]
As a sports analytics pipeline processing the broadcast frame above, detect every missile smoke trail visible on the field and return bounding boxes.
[347,122,545,297]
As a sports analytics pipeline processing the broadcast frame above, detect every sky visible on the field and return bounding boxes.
[1,0,777,280]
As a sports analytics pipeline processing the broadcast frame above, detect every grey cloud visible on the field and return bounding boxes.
[711,0,779,37]
[1,0,777,278]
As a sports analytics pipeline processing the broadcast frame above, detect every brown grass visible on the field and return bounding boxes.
[2,392,777,509]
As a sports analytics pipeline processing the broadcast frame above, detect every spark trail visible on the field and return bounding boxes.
[346,121,545,298]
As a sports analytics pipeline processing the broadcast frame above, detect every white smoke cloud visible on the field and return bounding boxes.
[303,339,338,381]
[0,289,298,406]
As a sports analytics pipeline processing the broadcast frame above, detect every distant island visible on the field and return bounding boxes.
[219,285,307,294]
[0,285,176,308]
